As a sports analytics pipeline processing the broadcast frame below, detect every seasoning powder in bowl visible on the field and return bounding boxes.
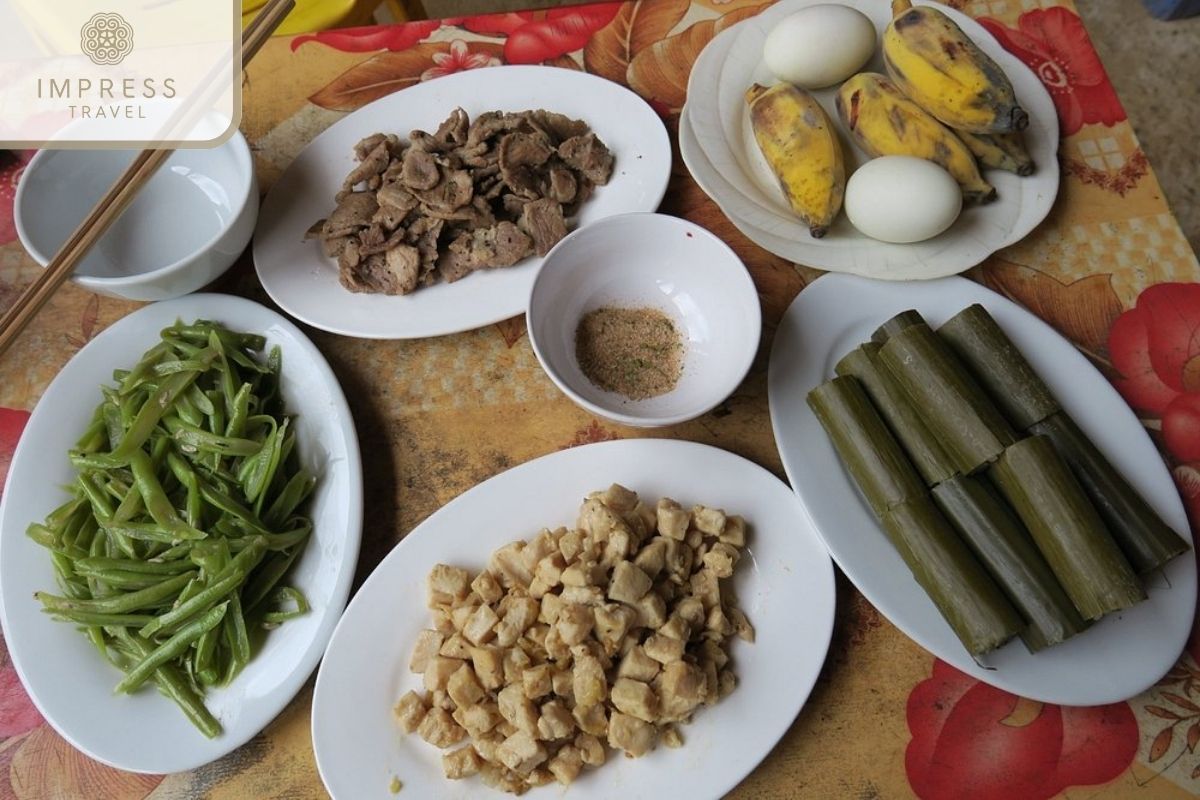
[575,306,684,400]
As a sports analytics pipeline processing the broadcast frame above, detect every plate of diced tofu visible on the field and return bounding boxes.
[311,438,835,798]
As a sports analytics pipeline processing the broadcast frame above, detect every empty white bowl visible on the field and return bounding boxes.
[15,131,257,301]
[528,212,761,427]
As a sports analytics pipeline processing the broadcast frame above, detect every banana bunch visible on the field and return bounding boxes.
[836,73,995,205]
[746,83,845,238]
[882,0,1027,134]
[954,130,1035,176]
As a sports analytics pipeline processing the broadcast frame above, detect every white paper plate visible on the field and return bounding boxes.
[312,439,835,799]
[254,65,671,339]
[683,0,1059,278]
[768,273,1196,705]
[0,294,363,773]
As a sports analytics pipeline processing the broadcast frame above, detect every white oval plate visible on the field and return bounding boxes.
[0,294,363,773]
[684,0,1059,278]
[254,65,672,339]
[312,438,835,799]
[768,273,1196,705]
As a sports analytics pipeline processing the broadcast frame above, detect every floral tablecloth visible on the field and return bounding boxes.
[1,1,1199,798]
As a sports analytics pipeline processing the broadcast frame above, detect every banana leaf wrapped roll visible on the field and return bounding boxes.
[879,323,1017,474]
[882,494,1024,656]
[989,435,1145,620]
[932,474,1088,652]
[1030,411,1189,574]
[871,309,926,344]
[807,376,925,516]
[835,343,956,485]
[938,304,1059,429]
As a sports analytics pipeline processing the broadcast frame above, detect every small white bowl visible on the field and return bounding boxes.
[528,212,761,427]
[15,132,257,301]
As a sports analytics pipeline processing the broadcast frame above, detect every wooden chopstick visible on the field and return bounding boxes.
[0,0,295,360]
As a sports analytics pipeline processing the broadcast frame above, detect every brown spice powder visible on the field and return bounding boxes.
[575,306,683,400]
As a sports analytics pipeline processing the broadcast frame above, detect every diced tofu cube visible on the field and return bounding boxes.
[552,668,574,700]
[572,701,608,736]
[442,745,482,779]
[502,647,532,685]
[659,614,690,642]
[720,515,746,547]
[633,538,668,578]
[690,569,721,609]
[675,597,706,629]
[601,528,634,568]
[438,632,471,660]
[547,745,584,784]
[602,483,638,513]
[424,656,463,692]
[480,762,525,794]
[393,690,428,733]
[607,712,657,757]
[526,767,554,787]
[703,542,740,579]
[522,529,559,572]
[496,730,548,774]
[572,652,607,708]
[617,645,662,682]
[432,689,453,710]
[659,660,708,719]
[544,623,570,661]
[706,605,733,636]
[449,604,477,633]
[611,678,658,722]
[656,498,690,540]
[498,682,539,734]
[430,607,455,635]
[447,663,486,708]
[661,724,684,748]
[470,646,504,690]
[643,633,685,665]
[537,699,576,740]
[539,593,564,625]
[522,663,554,699]
[558,530,585,563]
[608,561,652,604]
[578,497,628,542]
[556,603,594,646]
[471,570,504,604]
[718,668,737,698]
[494,596,540,647]
[699,638,730,669]
[417,706,466,748]
[685,527,704,550]
[691,505,727,537]
[593,603,637,655]
[534,552,567,587]
[527,576,551,600]
[453,702,501,737]
[560,560,603,587]
[474,731,504,762]
[632,591,667,629]
[560,585,605,606]
[489,542,533,589]
[409,629,445,674]
[702,659,719,705]
[662,538,693,580]
[524,623,549,651]
[730,606,755,642]
[428,564,471,606]
[462,603,500,646]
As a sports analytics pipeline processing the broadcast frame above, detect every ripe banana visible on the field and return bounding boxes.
[882,0,1027,134]
[746,82,845,238]
[954,129,1035,176]
[836,72,996,205]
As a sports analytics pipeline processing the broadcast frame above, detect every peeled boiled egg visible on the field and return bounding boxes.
[844,156,962,244]
[763,5,876,89]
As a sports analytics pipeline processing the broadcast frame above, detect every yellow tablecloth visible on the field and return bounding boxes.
[1,1,1199,798]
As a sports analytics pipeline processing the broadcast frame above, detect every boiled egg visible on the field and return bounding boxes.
[763,5,876,89]
[844,156,962,243]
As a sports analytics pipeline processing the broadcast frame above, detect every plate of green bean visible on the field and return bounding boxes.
[0,293,362,773]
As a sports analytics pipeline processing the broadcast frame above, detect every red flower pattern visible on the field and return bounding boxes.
[420,39,500,81]
[980,8,1125,136]
[1109,283,1200,462]
[290,19,441,52]
[906,661,1138,800]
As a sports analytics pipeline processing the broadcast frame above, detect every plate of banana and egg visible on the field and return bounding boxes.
[681,0,1060,279]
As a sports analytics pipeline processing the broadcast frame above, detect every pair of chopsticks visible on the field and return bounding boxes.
[0,0,296,360]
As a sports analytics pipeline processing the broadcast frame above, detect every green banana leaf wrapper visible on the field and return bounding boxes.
[989,435,1145,620]
[883,494,1024,656]
[807,376,925,517]
[932,474,1089,652]
[871,309,927,345]
[938,303,1060,430]
[879,323,1017,475]
[836,343,957,486]
[1030,411,1189,574]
